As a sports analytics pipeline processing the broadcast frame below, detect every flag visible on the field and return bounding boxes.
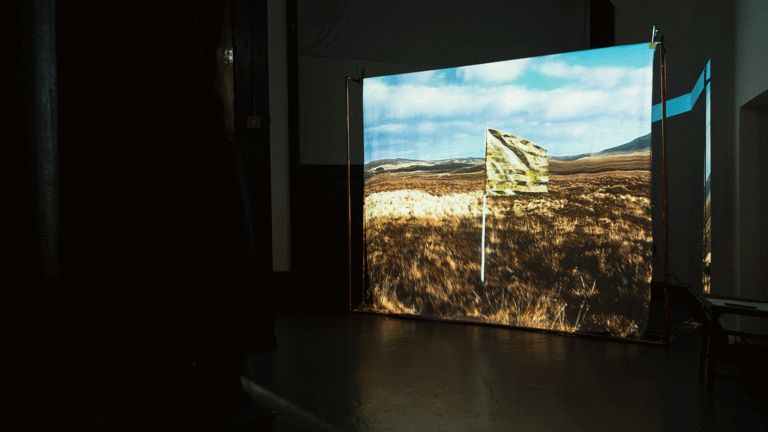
[485,128,549,195]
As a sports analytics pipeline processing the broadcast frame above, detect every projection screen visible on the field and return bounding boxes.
[359,43,655,338]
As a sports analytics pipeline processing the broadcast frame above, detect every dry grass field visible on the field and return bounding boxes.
[703,188,711,294]
[359,153,652,337]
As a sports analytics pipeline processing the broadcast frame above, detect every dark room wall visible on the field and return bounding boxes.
[613,0,736,297]
[269,0,291,272]
[734,0,768,334]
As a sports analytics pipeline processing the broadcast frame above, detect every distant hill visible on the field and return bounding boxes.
[549,133,651,161]
[365,133,652,176]
[364,158,483,179]
[365,158,421,171]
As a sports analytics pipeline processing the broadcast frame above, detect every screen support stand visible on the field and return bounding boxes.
[346,74,363,311]
[660,36,671,342]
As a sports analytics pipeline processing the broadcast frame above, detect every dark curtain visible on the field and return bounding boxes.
[54,0,256,428]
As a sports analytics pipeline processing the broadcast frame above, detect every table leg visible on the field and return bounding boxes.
[699,311,710,375]
[707,310,720,393]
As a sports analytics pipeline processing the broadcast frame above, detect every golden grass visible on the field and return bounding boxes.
[360,168,653,338]
[703,191,711,294]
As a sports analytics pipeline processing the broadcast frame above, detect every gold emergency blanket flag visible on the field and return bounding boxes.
[485,128,549,195]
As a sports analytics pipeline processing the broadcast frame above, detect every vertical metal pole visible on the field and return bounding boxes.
[481,194,487,283]
[346,75,363,310]
[29,0,59,279]
[660,36,670,338]
[346,77,352,311]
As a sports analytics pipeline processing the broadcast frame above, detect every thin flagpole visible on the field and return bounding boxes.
[481,193,487,282]
[481,127,488,283]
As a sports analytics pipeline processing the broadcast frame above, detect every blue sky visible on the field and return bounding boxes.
[363,43,655,163]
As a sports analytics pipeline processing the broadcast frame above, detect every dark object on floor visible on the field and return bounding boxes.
[699,296,768,392]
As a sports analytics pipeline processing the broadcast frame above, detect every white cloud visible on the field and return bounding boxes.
[416,122,437,135]
[386,138,410,145]
[369,123,409,134]
[369,79,649,124]
[538,61,584,78]
[544,89,610,121]
[538,61,652,90]
[364,56,653,160]
[365,82,538,120]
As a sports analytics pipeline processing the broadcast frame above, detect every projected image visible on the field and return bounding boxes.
[360,44,654,337]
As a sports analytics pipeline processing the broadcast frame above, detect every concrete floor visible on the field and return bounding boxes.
[242,310,768,432]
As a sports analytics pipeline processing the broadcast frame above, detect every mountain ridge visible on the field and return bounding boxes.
[365,133,652,175]
[547,133,651,161]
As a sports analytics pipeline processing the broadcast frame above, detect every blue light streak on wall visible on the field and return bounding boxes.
[705,84,711,184]
[651,65,707,123]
